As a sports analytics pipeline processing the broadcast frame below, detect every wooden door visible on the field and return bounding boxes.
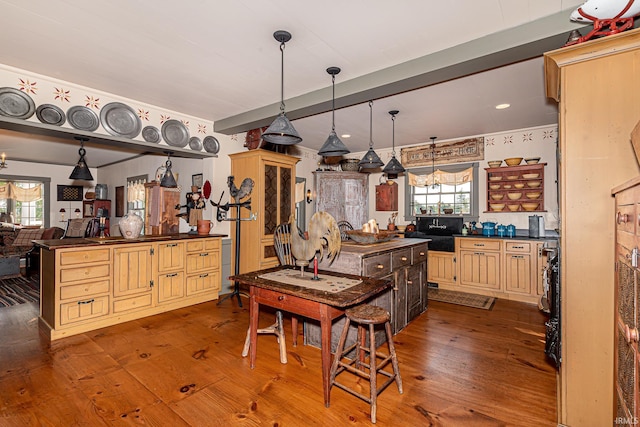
[504,252,532,294]
[458,250,500,289]
[113,244,153,298]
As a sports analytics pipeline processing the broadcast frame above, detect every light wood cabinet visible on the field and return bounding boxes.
[314,171,368,229]
[457,238,501,290]
[375,182,398,211]
[485,163,545,212]
[229,149,299,274]
[427,251,456,287]
[39,236,222,340]
[144,182,181,235]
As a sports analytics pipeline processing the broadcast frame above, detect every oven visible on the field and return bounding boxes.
[404,216,463,252]
[541,242,561,369]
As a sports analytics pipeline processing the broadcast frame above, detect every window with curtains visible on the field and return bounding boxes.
[403,162,479,221]
[0,180,45,226]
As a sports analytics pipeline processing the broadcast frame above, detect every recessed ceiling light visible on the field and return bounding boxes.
[341,134,351,138]
[495,103,510,110]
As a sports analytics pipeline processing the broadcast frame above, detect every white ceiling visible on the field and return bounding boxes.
[0,0,591,166]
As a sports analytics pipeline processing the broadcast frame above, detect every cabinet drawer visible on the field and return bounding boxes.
[157,242,185,272]
[392,249,412,269]
[412,244,429,264]
[458,239,501,251]
[186,271,220,296]
[363,254,392,277]
[60,249,110,266]
[505,241,532,253]
[186,238,220,253]
[186,251,220,273]
[113,293,153,313]
[60,264,110,284]
[59,295,109,325]
[60,279,110,300]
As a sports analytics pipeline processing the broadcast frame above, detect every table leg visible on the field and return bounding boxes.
[249,286,259,369]
[291,316,298,347]
[319,304,332,408]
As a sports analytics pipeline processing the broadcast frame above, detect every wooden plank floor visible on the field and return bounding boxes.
[0,296,557,426]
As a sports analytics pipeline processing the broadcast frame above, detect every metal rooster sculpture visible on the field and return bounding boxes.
[228,176,254,201]
[290,212,341,271]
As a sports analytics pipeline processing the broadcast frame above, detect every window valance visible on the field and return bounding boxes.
[408,167,473,187]
[0,183,42,202]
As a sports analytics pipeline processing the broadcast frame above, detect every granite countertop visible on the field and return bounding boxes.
[454,233,558,241]
[34,233,228,250]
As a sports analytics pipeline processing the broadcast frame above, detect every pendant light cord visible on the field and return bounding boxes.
[391,113,396,156]
[331,74,336,132]
[369,101,374,148]
[279,41,286,113]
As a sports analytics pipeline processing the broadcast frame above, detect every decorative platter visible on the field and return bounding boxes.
[189,136,202,151]
[203,135,220,154]
[345,230,397,244]
[161,119,189,147]
[36,104,65,126]
[141,126,161,143]
[0,87,36,119]
[100,102,141,138]
[67,105,100,131]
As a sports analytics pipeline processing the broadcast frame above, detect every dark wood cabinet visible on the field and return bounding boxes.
[314,171,368,228]
[376,182,398,211]
[485,163,545,213]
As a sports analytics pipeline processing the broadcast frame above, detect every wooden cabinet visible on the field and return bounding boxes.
[230,149,299,274]
[427,251,456,287]
[39,236,222,340]
[314,171,368,229]
[83,199,111,235]
[144,182,181,235]
[485,163,545,212]
[375,182,398,211]
[612,177,640,421]
[457,238,501,290]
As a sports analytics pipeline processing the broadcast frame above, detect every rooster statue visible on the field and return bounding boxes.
[227,176,254,201]
[290,212,342,269]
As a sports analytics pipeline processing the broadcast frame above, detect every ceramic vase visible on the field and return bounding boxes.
[119,212,143,239]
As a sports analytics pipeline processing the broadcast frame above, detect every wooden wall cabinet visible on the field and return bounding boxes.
[144,182,181,235]
[314,171,368,229]
[485,163,545,213]
[376,182,398,211]
[230,149,299,274]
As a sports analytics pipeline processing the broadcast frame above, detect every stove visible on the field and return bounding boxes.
[404,216,463,252]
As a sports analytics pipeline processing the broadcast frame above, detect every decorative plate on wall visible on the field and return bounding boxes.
[0,87,36,119]
[67,106,100,131]
[161,119,189,147]
[203,136,219,154]
[189,136,202,151]
[36,104,66,126]
[100,102,141,138]
[142,125,161,143]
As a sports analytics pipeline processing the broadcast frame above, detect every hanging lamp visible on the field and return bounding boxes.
[358,101,384,170]
[160,151,178,188]
[382,110,405,179]
[318,66,349,157]
[430,136,439,189]
[69,137,94,181]
[262,30,302,145]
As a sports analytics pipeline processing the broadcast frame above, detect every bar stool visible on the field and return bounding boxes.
[329,304,402,423]
[242,310,287,364]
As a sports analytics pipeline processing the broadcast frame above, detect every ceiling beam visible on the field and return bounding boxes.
[215,9,587,135]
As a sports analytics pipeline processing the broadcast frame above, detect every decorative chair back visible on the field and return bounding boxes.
[337,220,353,242]
[274,223,296,266]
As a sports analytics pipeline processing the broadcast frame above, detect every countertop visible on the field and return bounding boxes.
[34,233,228,250]
[454,233,558,241]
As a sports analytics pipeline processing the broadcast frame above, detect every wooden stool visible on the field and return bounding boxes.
[329,304,402,424]
[242,310,287,364]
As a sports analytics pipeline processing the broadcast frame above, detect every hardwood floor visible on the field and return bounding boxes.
[0,296,556,426]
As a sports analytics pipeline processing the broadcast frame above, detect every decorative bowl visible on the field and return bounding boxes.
[504,157,523,166]
[488,160,502,168]
[490,203,506,211]
[345,230,397,244]
[507,204,520,211]
[340,158,361,172]
[490,184,501,190]
[521,202,539,211]
[489,176,502,181]
[491,193,504,200]
[514,183,525,189]
[502,184,512,189]
[526,192,541,199]
[507,192,522,200]
[506,175,519,180]
[525,157,541,164]
[522,173,539,179]
[443,208,454,214]
[527,181,541,188]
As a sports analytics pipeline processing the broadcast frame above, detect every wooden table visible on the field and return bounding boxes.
[231,266,392,407]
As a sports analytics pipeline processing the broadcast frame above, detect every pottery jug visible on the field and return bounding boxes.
[119,212,143,239]
[197,219,213,235]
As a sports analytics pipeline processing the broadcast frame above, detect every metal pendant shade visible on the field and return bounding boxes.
[318,66,349,157]
[69,138,94,181]
[359,100,383,169]
[262,30,302,146]
[160,152,178,188]
[382,110,405,179]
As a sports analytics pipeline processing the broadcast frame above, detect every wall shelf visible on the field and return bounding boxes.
[485,163,546,213]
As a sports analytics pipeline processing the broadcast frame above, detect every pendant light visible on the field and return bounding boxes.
[69,137,94,181]
[382,110,405,179]
[160,151,178,188]
[318,66,349,157]
[430,136,439,189]
[262,30,302,146]
[358,101,384,170]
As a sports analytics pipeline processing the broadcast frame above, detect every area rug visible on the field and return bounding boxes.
[428,288,495,310]
[0,275,39,307]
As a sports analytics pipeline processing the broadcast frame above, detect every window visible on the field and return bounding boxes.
[0,178,48,226]
[404,162,479,221]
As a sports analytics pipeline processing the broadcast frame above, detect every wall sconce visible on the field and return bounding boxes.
[74,208,81,218]
[0,152,7,169]
[59,208,66,222]
[306,189,313,204]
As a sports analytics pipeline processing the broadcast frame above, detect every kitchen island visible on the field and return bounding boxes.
[35,233,226,341]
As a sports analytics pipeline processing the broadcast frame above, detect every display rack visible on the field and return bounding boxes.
[485,163,546,213]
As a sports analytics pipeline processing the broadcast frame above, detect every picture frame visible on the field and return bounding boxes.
[192,173,203,189]
[57,185,83,202]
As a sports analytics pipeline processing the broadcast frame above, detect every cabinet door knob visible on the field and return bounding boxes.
[617,212,629,224]
[625,324,639,343]
[401,256,408,261]
[377,264,384,269]
[278,295,285,301]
